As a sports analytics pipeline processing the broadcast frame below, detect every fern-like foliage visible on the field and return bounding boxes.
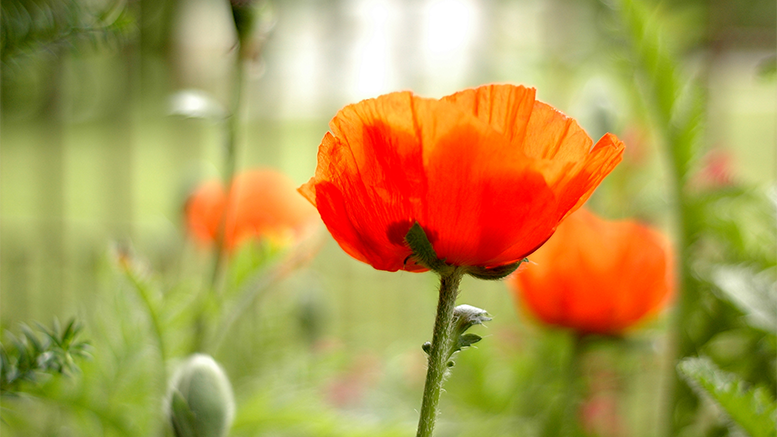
[0,318,90,396]
[1,0,134,64]
[678,356,777,437]
[613,0,706,182]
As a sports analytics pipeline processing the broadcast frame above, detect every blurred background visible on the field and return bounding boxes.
[1,0,775,436]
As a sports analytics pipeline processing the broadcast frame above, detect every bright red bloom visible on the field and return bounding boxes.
[509,209,674,335]
[186,169,318,251]
[299,84,625,272]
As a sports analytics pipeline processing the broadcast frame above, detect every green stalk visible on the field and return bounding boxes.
[127,270,167,369]
[192,29,247,354]
[416,268,464,437]
[541,333,586,437]
[208,45,246,295]
[662,123,700,437]
[609,0,706,433]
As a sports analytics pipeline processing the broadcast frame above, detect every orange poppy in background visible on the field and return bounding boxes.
[509,209,674,335]
[186,169,318,251]
[299,84,625,272]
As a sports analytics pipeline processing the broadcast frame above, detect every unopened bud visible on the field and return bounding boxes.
[452,304,491,337]
[167,354,235,437]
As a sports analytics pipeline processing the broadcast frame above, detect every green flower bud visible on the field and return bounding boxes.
[167,354,235,437]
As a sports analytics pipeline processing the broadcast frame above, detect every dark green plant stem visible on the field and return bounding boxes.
[193,38,247,354]
[656,60,703,437]
[663,161,699,437]
[416,267,464,437]
[541,332,586,437]
[208,49,246,295]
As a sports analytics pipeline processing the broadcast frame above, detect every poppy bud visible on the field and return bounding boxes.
[452,304,491,337]
[421,304,492,365]
[167,354,235,437]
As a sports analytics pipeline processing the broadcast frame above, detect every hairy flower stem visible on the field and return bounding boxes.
[416,268,464,437]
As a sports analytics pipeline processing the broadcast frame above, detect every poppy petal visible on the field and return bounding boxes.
[552,133,626,220]
[409,98,558,267]
[301,85,626,273]
[303,93,432,271]
[510,209,674,335]
[441,84,536,146]
[308,132,421,272]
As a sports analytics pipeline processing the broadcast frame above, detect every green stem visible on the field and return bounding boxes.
[541,332,586,437]
[126,270,167,374]
[608,0,705,433]
[663,141,699,437]
[416,267,464,437]
[208,47,246,295]
[192,41,247,354]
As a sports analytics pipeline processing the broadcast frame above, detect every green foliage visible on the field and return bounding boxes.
[1,0,135,63]
[678,357,777,437]
[711,265,777,335]
[606,0,777,434]
[231,387,411,437]
[693,188,777,269]
[0,319,89,396]
[612,0,705,180]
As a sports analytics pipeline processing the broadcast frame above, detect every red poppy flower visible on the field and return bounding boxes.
[509,209,674,335]
[299,84,625,272]
[186,169,318,251]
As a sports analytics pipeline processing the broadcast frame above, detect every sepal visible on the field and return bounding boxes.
[466,258,528,280]
[404,222,454,275]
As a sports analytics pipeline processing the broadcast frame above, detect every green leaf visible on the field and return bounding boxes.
[457,333,483,350]
[0,318,89,396]
[678,356,777,437]
[20,325,43,354]
[711,265,777,334]
[614,0,705,180]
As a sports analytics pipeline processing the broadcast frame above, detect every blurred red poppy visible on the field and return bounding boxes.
[695,147,735,189]
[186,169,318,251]
[299,84,625,272]
[509,209,674,335]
